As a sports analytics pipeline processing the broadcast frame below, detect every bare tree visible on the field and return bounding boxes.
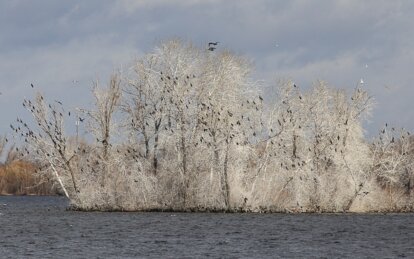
[81,73,122,187]
[369,126,414,209]
[15,94,76,198]
[15,39,413,212]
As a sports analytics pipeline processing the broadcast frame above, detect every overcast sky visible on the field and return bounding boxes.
[1,0,413,139]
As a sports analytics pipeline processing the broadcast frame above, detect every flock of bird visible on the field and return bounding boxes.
[6,82,88,165]
[2,51,409,184]
[120,71,357,176]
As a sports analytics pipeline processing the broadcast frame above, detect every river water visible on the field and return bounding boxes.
[0,196,413,258]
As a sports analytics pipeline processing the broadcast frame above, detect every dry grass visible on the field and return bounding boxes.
[0,161,57,195]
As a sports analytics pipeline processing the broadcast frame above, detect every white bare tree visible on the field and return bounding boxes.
[369,126,414,210]
[17,94,77,199]
[15,39,413,212]
[245,80,375,212]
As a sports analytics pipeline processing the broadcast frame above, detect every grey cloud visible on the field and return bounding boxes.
[0,0,413,136]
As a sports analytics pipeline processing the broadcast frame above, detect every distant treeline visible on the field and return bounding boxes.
[0,161,58,195]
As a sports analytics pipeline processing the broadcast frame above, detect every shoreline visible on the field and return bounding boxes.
[1,195,413,213]
[68,205,414,214]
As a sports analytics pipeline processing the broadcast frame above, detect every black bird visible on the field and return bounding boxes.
[31,83,34,88]
[208,47,216,51]
[208,42,219,46]
[79,117,85,122]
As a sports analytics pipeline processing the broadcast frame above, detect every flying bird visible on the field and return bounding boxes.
[31,83,34,88]
[208,42,219,46]
[208,47,216,51]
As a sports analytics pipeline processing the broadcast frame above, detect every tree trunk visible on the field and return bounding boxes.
[221,140,231,210]
[153,119,161,175]
[343,184,364,212]
[144,129,149,158]
[292,131,297,158]
[180,114,189,206]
